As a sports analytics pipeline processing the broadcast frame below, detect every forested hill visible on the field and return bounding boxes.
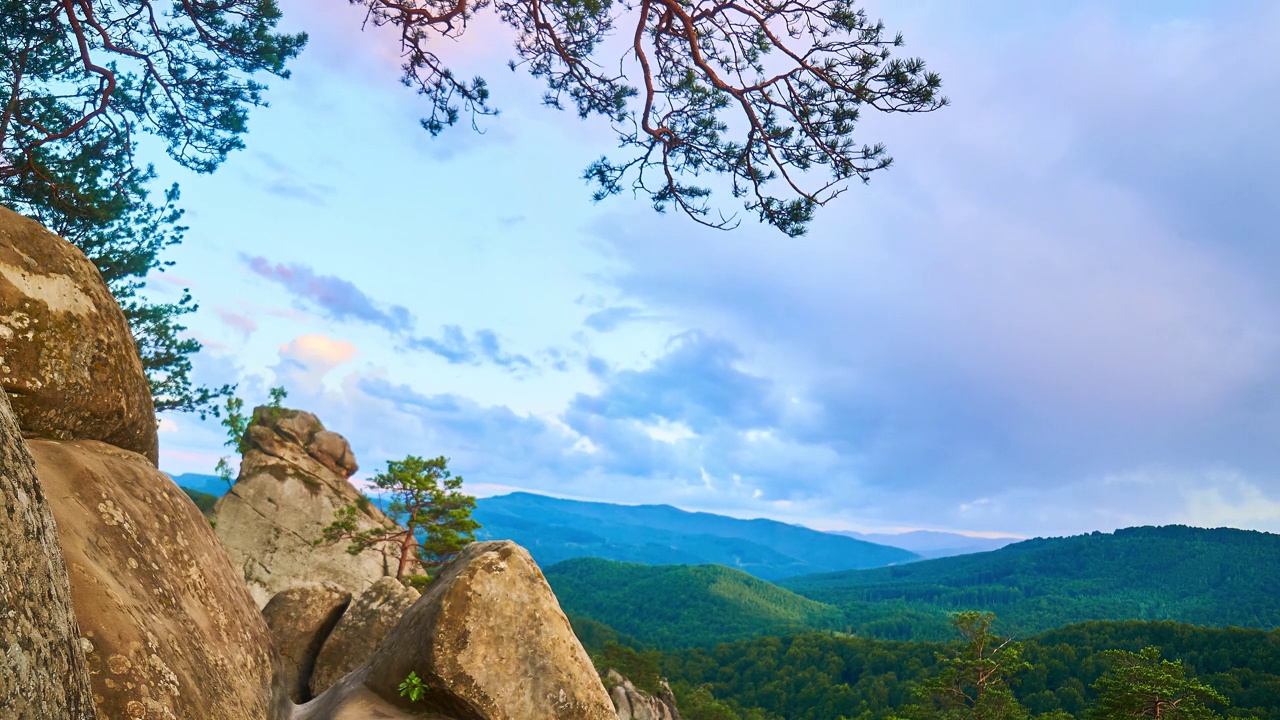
[632,621,1280,720]
[545,558,845,648]
[475,492,918,580]
[782,525,1280,637]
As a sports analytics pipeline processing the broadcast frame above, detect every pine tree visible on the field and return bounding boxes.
[318,455,480,581]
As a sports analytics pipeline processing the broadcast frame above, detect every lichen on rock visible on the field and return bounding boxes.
[0,204,158,464]
[212,406,397,607]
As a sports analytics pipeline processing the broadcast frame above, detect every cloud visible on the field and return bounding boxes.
[275,334,358,391]
[578,2,1280,535]
[584,306,646,332]
[215,307,258,337]
[406,326,533,370]
[243,256,415,333]
[568,331,779,433]
[243,256,539,373]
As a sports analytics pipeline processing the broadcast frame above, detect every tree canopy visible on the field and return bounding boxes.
[1088,647,1226,720]
[355,0,947,235]
[0,0,305,414]
[318,454,480,581]
[2,0,944,413]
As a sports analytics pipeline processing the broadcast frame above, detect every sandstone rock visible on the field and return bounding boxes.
[32,438,290,720]
[605,670,682,720]
[264,582,352,704]
[0,392,95,718]
[212,406,396,607]
[359,541,615,720]
[309,577,420,697]
[0,204,158,464]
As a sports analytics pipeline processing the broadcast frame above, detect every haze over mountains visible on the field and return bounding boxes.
[832,529,1018,558]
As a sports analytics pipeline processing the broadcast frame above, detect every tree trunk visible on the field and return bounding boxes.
[395,525,416,579]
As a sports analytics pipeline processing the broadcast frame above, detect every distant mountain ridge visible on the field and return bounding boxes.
[546,525,1280,647]
[167,472,227,496]
[474,492,919,580]
[546,558,845,647]
[784,524,1280,637]
[833,529,1019,558]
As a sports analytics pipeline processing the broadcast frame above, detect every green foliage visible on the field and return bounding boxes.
[211,388,284,489]
[1088,647,1226,720]
[782,526,1280,639]
[0,0,303,416]
[399,670,428,702]
[179,486,219,516]
[317,455,480,580]
[546,558,845,648]
[357,0,945,235]
[220,397,250,447]
[632,620,1280,720]
[586,639,779,720]
[594,642,666,696]
[896,612,1030,720]
[267,386,289,409]
[569,614,646,653]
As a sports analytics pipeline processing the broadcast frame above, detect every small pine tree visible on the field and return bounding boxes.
[895,611,1030,720]
[317,455,479,581]
[212,387,285,489]
[1088,647,1226,720]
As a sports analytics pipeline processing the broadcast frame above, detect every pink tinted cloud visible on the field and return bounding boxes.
[277,0,516,80]
[216,307,259,337]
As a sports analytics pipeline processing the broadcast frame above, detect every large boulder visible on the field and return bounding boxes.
[605,670,682,720]
[302,541,616,720]
[0,392,95,718]
[309,577,420,697]
[212,406,395,607]
[0,204,157,464]
[31,437,290,720]
[263,582,352,704]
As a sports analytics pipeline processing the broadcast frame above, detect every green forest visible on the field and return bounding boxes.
[550,526,1280,648]
[783,526,1280,639]
[579,619,1280,720]
[548,558,846,647]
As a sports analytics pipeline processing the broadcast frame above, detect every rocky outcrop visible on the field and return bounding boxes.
[0,204,158,464]
[309,577,420,697]
[264,582,352,704]
[301,541,616,720]
[31,437,290,720]
[605,670,682,720]
[212,406,395,607]
[0,392,95,718]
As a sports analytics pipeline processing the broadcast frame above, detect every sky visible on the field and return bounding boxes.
[146,0,1280,540]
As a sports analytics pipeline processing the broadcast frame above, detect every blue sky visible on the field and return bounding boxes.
[148,0,1280,539]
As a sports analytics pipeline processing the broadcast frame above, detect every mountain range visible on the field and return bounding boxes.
[473,492,919,580]
[833,529,1018,558]
[548,525,1280,647]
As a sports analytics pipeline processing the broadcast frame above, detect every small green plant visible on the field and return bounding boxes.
[267,386,288,407]
[399,670,428,702]
[211,387,287,489]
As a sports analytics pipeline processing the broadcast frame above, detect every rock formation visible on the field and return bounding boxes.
[301,541,616,720]
[309,577,420,697]
[605,670,682,720]
[32,438,292,719]
[264,582,353,704]
[212,406,396,607]
[0,204,158,464]
[0,391,96,718]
